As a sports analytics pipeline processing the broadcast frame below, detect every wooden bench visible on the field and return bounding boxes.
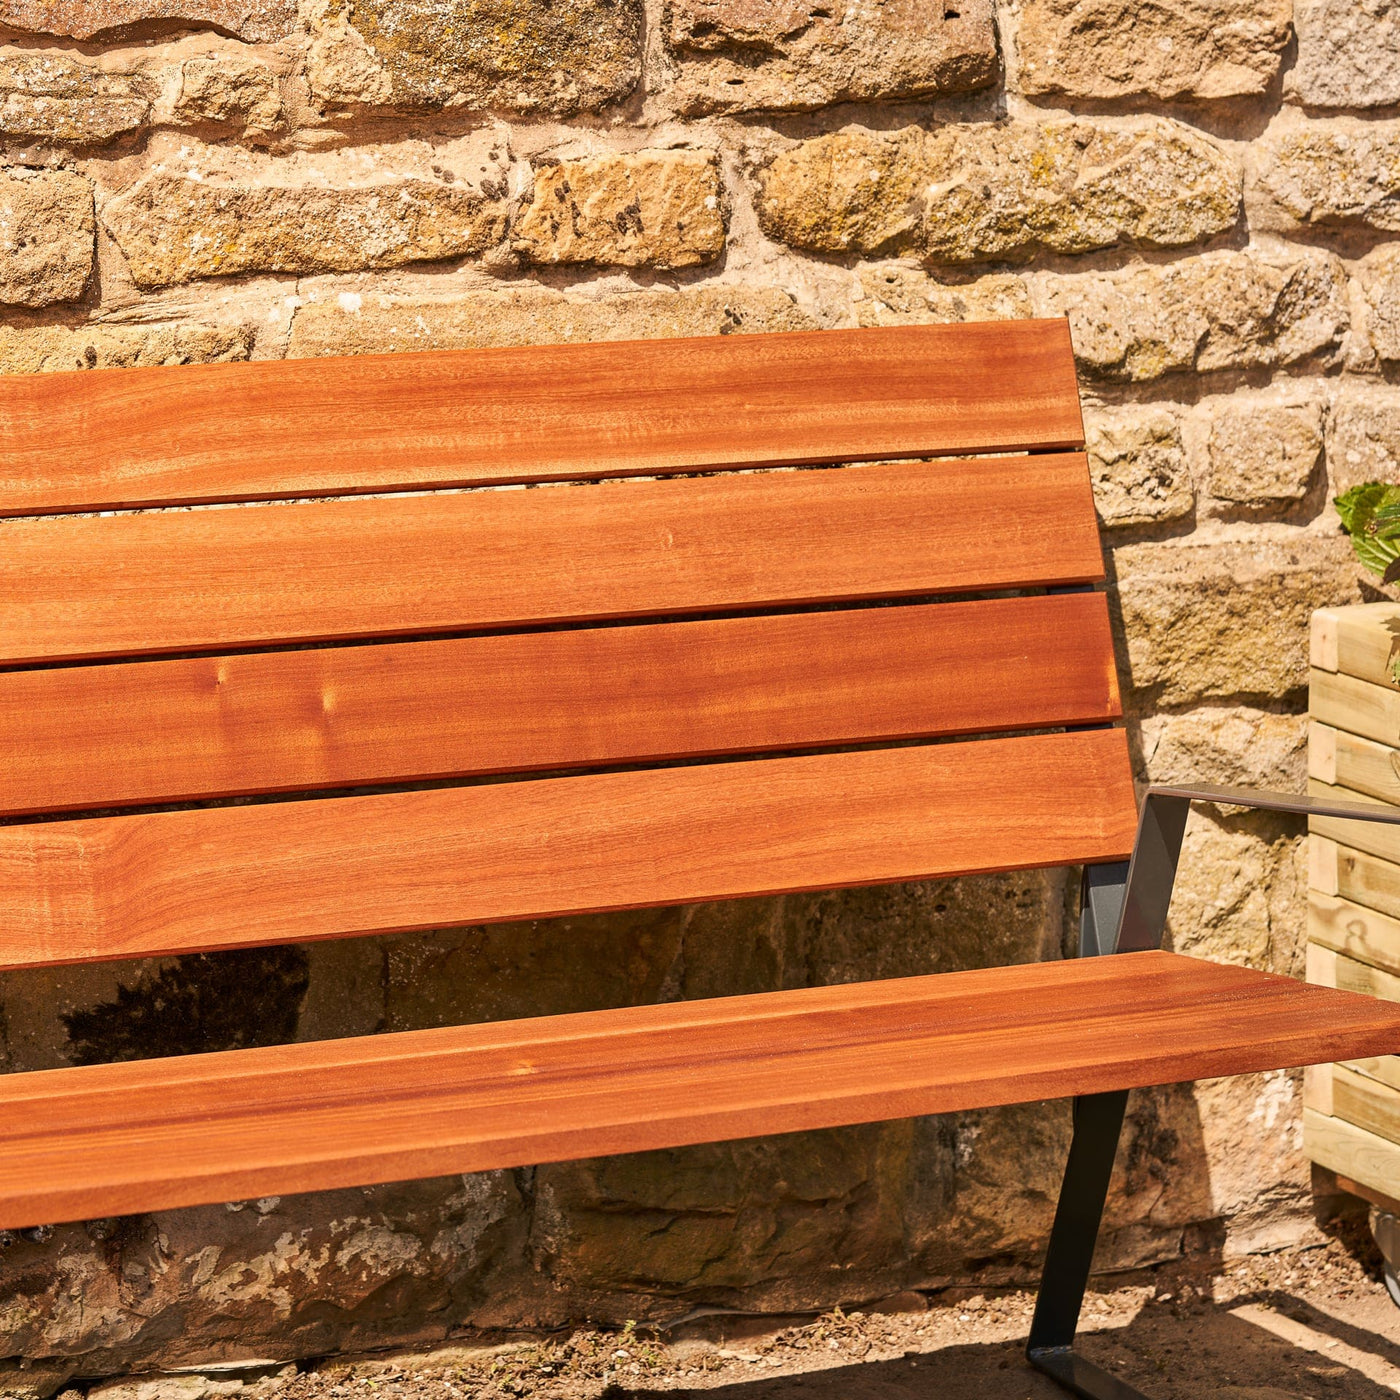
[3,319,1400,1400]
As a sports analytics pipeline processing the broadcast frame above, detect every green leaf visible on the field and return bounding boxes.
[1336,482,1393,534]
[1336,481,1400,579]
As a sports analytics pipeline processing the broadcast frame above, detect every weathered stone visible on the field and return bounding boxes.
[103,172,507,288]
[0,320,251,375]
[0,52,151,146]
[287,284,815,357]
[1036,250,1349,382]
[666,0,997,114]
[513,150,723,270]
[171,52,282,135]
[1292,0,1400,109]
[1135,708,1309,790]
[1018,0,1289,101]
[0,0,297,41]
[856,266,1031,326]
[307,0,643,116]
[1329,388,1400,495]
[1250,120,1400,234]
[1085,406,1194,529]
[756,119,1239,263]
[0,169,93,308]
[1358,242,1400,364]
[1110,535,1366,707]
[1207,398,1323,507]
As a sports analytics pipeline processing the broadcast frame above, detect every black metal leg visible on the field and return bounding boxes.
[1027,1089,1152,1399]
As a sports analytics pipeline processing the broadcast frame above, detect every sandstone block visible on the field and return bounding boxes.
[0,321,251,376]
[1251,120,1400,234]
[1329,389,1400,494]
[0,168,93,308]
[1084,406,1194,529]
[1136,708,1309,791]
[1207,398,1323,508]
[856,267,1031,326]
[666,0,996,114]
[0,0,297,41]
[1018,0,1289,101]
[1036,249,1348,382]
[0,52,151,146]
[757,119,1238,263]
[287,284,815,357]
[514,150,723,270]
[1292,0,1400,109]
[1359,243,1400,364]
[307,0,642,116]
[1110,535,1365,707]
[172,53,282,135]
[103,173,507,288]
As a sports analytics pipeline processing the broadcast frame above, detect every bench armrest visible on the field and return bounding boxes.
[1109,783,1400,956]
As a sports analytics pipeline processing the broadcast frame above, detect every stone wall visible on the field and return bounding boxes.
[0,0,1393,1386]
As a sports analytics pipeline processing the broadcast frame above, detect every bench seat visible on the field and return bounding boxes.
[3,949,1398,1231]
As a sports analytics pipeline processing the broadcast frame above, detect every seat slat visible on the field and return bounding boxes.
[0,322,1083,516]
[0,454,1102,666]
[0,729,1137,969]
[0,950,1395,1228]
[0,593,1120,817]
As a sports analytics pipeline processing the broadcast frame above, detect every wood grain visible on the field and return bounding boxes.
[0,593,1121,817]
[1310,669,1400,751]
[0,729,1138,969]
[1308,723,1400,808]
[0,950,1394,1228]
[1306,1107,1400,1198]
[1310,891,1400,979]
[0,323,1083,516]
[0,455,1103,665]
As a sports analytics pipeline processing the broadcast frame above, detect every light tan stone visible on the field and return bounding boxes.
[513,150,723,270]
[307,0,642,116]
[172,53,283,135]
[0,321,251,375]
[1292,0,1400,109]
[757,119,1238,263]
[856,266,1031,326]
[0,169,93,308]
[1037,250,1348,382]
[1329,388,1400,494]
[1110,534,1366,707]
[0,52,151,146]
[1251,120,1400,234]
[1359,242,1400,364]
[1207,399,1323,507]
[1084,406,1194,529]
[0,0,297,40]
[667,0,997,114]
[1018,0,1290,101]
[287,284,815,357]
[1136,708,1309,790]
[103,173,507,288]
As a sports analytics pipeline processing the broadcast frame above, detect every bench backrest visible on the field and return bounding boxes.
[0,321,1138,972]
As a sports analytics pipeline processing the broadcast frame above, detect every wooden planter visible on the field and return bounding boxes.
[1307,603,1400,1211]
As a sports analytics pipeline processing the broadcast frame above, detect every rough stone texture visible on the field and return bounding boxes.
[666,0,997,114]
[513,150,723,269]
[286,284,815,356]
[1207,398,1324,508]
[1084,406,1194,529]
[1292,0,1400,109]
[171,53,283,135]
[855,266,1031,325]
[306,0,643,116]
[103,172,508,288]
[1036,249,1349,382]
[0,52,152,145]
[0,320,252,373]
[1017,0,1291,102]
[757,119,1240,263]
[0,168,94,307]
[1250,120,1400,234]
[1110,535,1366,708]
[1329,388,1400,494]
[0,0,297,41]
[1359,242,1400,364]
[1135,707,1309,790]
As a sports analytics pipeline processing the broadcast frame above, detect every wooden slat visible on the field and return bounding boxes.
[0,949,1394,1228]
[1312,837,1400,923]
[0,729,1137,970]
[1310,778,1400,864]
[1311,670,1400,750]
[1309,723,1400,808]
[1307,1107,1400,1197]
[0,593,1121,817]
[0,323,1083,516]
[1310,891,1400,979]
[0,454,1102,666]
[1311,603,1400,685]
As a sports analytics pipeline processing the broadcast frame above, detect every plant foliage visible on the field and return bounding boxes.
[1336,482,1400,585]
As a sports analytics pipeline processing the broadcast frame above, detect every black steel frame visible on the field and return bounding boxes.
[1027,783,1400,1399]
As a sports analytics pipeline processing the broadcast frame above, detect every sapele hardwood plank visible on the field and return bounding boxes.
[0,593,1121,816]
[0,950,1395,1227]
[0,454,1102,665]
[0,323,1083,516]
[0,729,1138,969]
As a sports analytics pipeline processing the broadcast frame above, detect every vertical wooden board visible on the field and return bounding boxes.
[1310,670,1400,751]
[1310,891,1400,978]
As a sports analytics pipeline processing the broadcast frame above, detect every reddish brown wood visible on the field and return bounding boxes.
[0,323,1084,516]
[0,594,1121,817]
[0,455,1103,665]
[0,949,1395,1228]
[0,729,1138,969]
